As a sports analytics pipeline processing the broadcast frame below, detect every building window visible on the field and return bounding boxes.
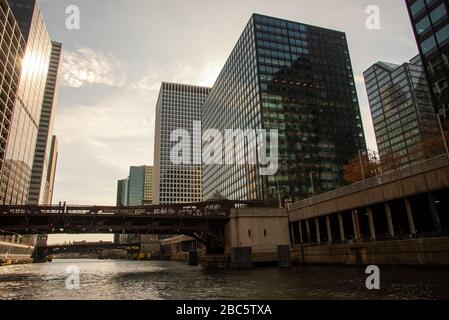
[411,0,426,17]
[421,35,437,54]
[416,15,431,34]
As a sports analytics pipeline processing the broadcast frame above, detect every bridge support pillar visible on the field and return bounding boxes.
[326,216,332,243]
[352,210,361,241]
[290,223,296,244]
[315,219,321,245]
[404,198,416,235]
[188,251,199,266]
[231,247,253,269]
[428,193,442,232]
[305,220,311,243]
[298,221,304,244]
[385,203,395,237]
[367,207,376,241]
[338,213,345,241]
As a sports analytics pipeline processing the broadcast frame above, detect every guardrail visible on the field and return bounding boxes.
[288,155,449,212]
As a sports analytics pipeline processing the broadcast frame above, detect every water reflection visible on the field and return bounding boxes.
[0,259,448,300]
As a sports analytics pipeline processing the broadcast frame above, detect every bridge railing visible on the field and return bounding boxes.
[0,200,265,216]
[288,155,449,211]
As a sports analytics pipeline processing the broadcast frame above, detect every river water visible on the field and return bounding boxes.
[0,259,448,300]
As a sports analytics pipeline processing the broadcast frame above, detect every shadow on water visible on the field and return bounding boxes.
[0,260,448,300]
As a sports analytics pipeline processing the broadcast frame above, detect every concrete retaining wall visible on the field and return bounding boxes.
[292,237,449,266]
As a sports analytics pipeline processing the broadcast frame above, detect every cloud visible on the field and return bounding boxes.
[61,47,127,88]
[129,60,222,92]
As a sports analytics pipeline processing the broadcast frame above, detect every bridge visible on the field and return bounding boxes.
[0,200,263,254]
[32,242,142,263]
[287,155,449,266]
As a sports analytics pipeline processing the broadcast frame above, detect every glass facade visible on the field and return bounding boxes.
[0,0,51,206]
[406,0,449,120]
[128,166,146,206]
[364,56,438,166]
[116,178,129,206]
[0,0,26,205]
[203,14,366,203]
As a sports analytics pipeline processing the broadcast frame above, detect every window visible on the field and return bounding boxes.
[430,3,447,24]
[436,24,449,44]
[416,15,431,34]
[411,0,426,17]
[421,35,437,54]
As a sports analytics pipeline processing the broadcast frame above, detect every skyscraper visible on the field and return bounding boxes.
[1,0,51,207]
[28,41,62,205]
[143,165,153,205]
[364,56,439,166]
[116,178,129,206]
[116,166,153,243]
[128,166,146,206]
[406,0,449,120]
[153,82,210,204]
[202,14,366,203]
[43,135,58,205]
[116,166,153,206]
[0,0,52,248]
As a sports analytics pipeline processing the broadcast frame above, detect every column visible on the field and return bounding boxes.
[298,221,304,244]
[367,207,376,241]
[404,198,416,235]
[338,213,345,241]
[326,216,332,243]
[315,218,321,245]
[384,202,395,237]
[305,220,311,243]
[290,223,296,244]
[428,193,442,232]
[352,210,361,241]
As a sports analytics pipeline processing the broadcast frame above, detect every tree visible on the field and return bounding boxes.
[343,150,380,184]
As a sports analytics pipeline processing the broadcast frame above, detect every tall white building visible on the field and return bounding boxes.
[153,82,210,204]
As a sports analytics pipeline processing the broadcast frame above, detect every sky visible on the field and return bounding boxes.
[37,0,418,243]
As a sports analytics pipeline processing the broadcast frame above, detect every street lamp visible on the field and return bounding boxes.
[358,149,366,181]
[310,171,315,197]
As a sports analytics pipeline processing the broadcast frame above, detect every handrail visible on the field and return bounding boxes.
[288,155,449,211]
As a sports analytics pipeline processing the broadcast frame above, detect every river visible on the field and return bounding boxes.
[0,259,448,300]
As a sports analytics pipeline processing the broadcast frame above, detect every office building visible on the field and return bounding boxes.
[28,41,62,205]
[406,0,449,120]
[153,82,210,204]
[116,165,154,243]
[0,0,52,247]
[144,165,153,205]
[202,14,366,203]
[116,178,129,206]
[43,135,58,204]
[364,56,439,166]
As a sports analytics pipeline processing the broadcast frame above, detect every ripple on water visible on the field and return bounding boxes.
[0,260,449,300]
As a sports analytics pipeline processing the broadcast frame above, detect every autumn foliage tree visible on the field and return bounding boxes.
[344,129,449,184]
[343,150,381,184]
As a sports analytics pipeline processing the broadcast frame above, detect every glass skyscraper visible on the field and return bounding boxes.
[202,14,366,203]
[1,0,52,206]
[406,0,449,120]
[364,56,438,166]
